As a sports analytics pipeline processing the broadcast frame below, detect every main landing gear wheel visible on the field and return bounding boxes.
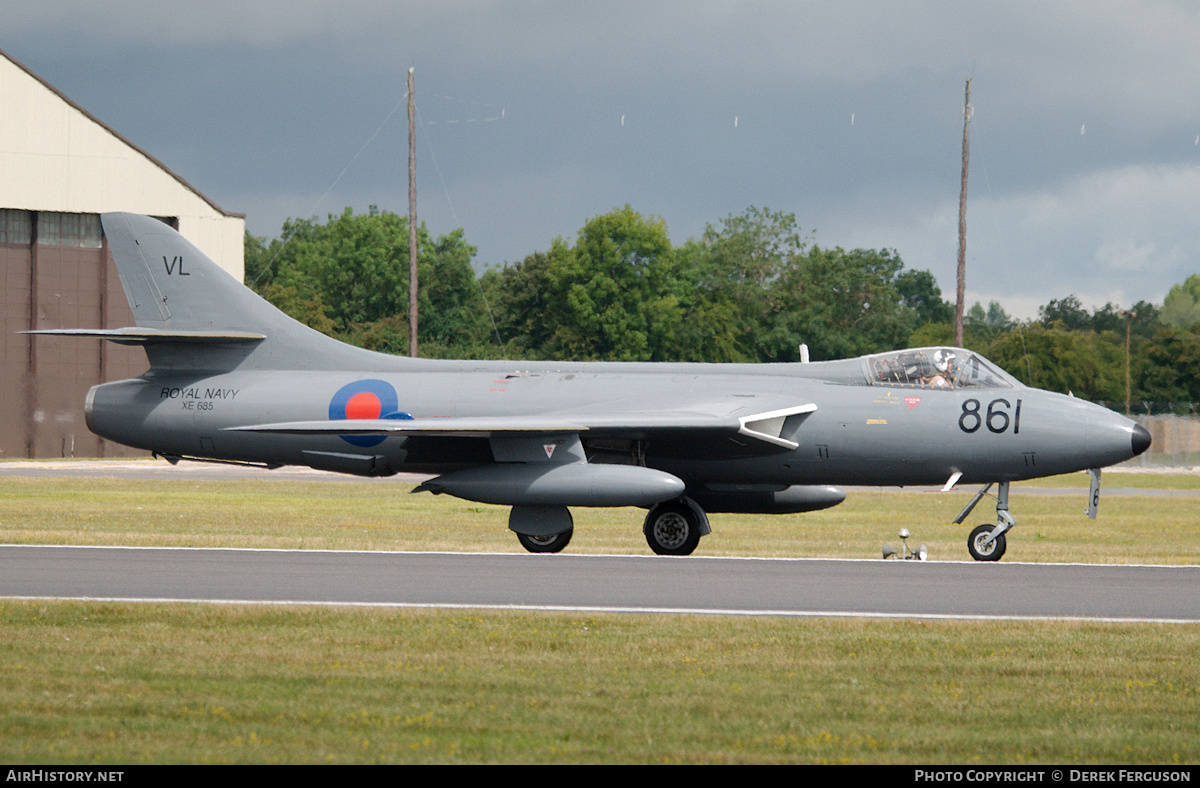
[643,502,702,556]
[516,528,573,554]
[967,524,1007,562]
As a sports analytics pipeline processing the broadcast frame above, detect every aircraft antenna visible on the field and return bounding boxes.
[408,67,420,358]
[954,78,971,349]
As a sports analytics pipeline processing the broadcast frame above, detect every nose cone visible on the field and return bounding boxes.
[1084,406,1154,469]
[1131,423,1152,457]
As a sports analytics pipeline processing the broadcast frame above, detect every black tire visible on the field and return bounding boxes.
[517,528,573,554]
[643,502,702,556]
[967,523,1006,561]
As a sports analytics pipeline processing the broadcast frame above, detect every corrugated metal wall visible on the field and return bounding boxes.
[1,210,148,458]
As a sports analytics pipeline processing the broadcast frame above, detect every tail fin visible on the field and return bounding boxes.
[103,212,257,331]
[32,213,399,373]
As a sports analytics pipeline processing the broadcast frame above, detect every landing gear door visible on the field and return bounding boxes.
[1086,468,1101,520]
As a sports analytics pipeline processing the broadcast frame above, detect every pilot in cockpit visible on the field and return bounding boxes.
[924,349,956,389]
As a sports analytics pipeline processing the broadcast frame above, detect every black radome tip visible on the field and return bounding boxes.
[1132,423,1152,457]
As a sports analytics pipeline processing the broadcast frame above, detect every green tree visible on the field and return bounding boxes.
[988,325,1123,401]
[1089,302,1127,334]
[546,206,681,361]
[246,207,490,355]
[243,230,272,288]
[1038,295,1091,331]
[676,206,811,362]
[418,227,488,349]
[482,243,568,358]
[769,246,911,361]
[1160,274,1200,329]
[895,269,954,328]
[257,283,338,335]
[963,300,1011,340]
[669,239,753,362]
[1134,326,1200,409]
[674,208,946,361]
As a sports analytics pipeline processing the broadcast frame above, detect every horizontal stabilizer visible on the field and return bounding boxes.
[23,328,266,345]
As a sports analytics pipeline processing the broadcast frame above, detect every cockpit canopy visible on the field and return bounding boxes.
[862,347,1020,390]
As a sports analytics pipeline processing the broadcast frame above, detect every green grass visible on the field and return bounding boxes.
[1019,470,1200,491]
[0,472,1195,563]
[2,602,1197,765]
[0,469,1197,763]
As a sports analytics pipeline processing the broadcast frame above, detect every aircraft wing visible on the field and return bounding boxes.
[229,402,817,451]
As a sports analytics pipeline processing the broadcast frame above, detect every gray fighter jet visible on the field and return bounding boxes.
[31,213,1152,560]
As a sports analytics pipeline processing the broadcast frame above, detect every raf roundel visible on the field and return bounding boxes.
[328,379,411,447]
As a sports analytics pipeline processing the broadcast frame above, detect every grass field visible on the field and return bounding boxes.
[1,467,1197,764]
[0,469,1196,563]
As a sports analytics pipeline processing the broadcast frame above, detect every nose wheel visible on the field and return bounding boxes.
[967,523,1007,561]
[955,481,1014,562]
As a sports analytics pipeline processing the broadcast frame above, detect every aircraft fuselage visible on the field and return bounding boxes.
[86,361,1142,489]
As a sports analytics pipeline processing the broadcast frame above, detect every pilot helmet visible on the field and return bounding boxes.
[934,349,955,373]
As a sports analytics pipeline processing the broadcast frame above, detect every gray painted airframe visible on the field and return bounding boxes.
[31,214,1152,559]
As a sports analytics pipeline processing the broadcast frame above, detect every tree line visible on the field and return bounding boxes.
[244,205,1200,413]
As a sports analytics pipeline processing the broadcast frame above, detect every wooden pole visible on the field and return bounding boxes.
[1124,311,1135,416]
[408,67,419,358]
[955,78,970,349]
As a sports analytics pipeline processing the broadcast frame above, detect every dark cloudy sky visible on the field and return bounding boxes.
[7,1,1200,318]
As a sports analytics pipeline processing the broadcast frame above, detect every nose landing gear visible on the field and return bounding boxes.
[955,481,1013,562]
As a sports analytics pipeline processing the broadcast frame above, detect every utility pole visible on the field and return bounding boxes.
[407,67,419,358]
[955,78,971,349]
[1124,310,1136,416]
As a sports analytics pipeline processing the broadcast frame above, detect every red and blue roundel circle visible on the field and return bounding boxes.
[328,379,412,447]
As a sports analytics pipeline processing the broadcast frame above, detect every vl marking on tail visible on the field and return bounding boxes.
[163,255,190,276]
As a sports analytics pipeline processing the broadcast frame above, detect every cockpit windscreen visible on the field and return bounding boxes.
[864,347,1019,390]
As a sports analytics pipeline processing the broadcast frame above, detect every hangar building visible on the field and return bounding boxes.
[1,48,245,458]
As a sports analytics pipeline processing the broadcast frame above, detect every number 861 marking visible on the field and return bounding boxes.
[959,398,1022,434]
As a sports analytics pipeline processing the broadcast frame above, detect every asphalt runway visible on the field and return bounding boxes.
[3,545,1197,623]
